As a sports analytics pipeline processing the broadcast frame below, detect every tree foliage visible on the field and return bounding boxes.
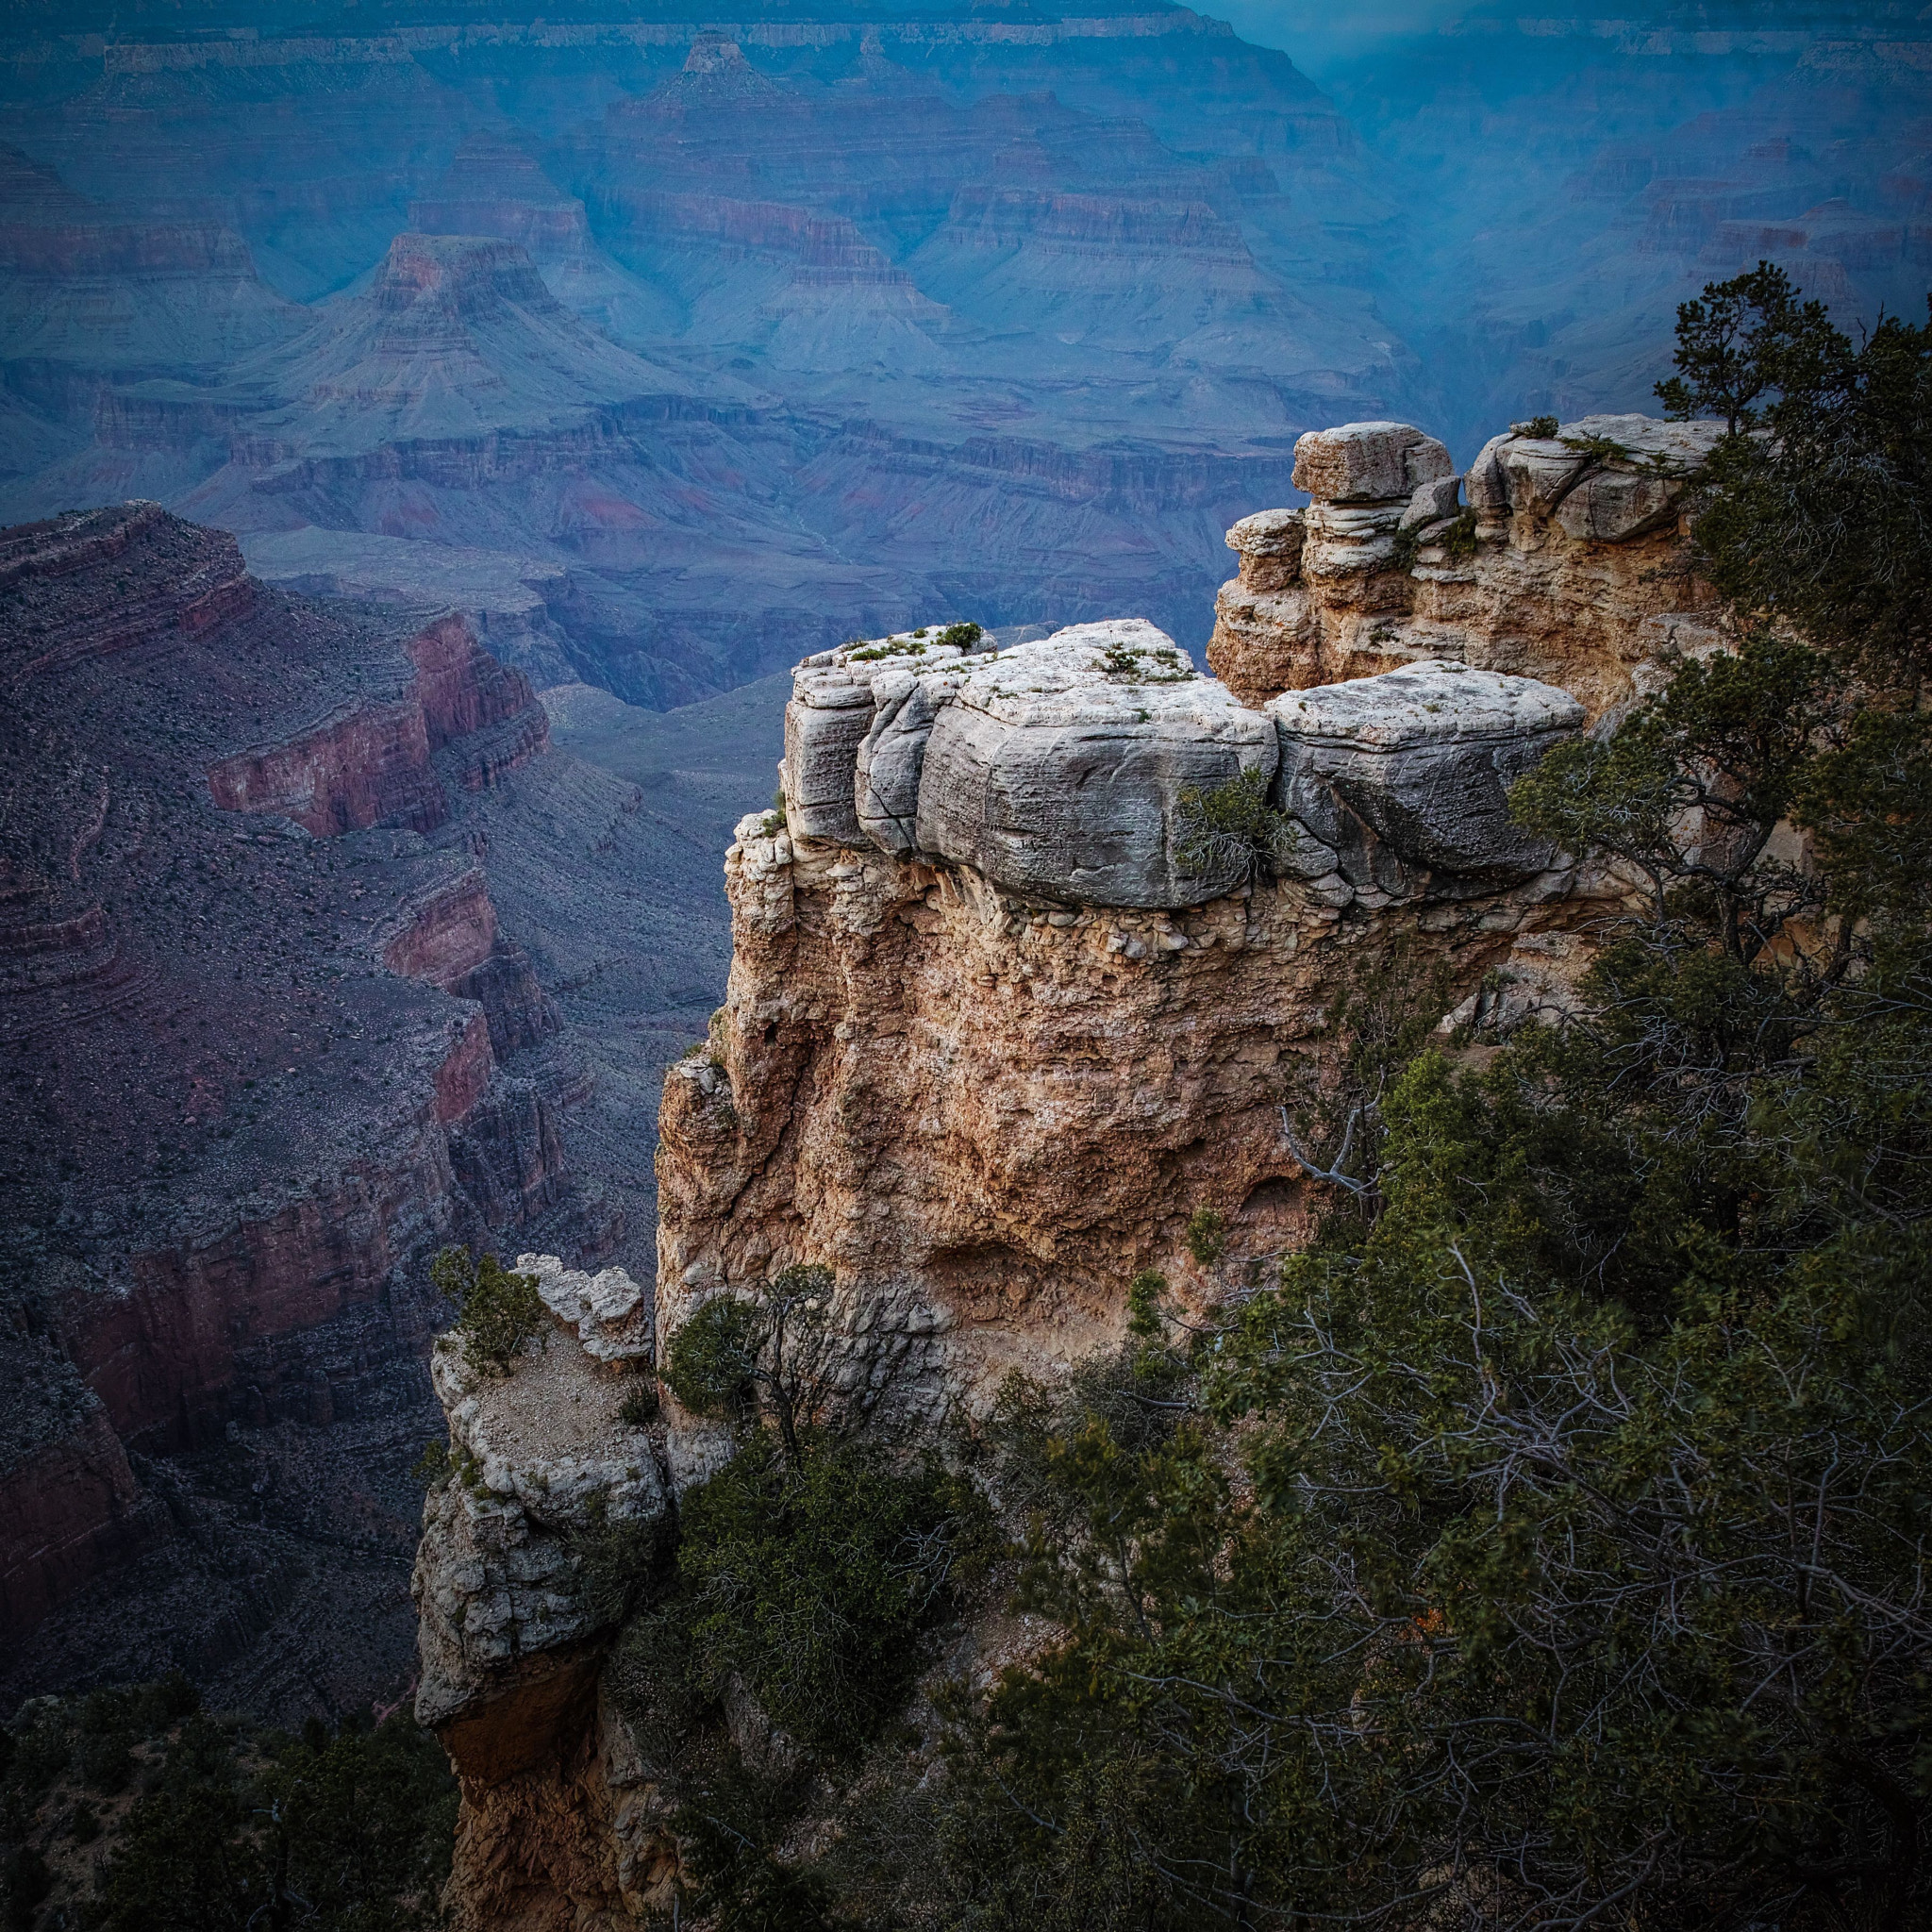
[1657,261,1931,678]
[430,1244,544,1374]
[0,1682,455,1932]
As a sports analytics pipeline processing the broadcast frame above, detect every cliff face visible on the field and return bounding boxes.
[420,408,1722,1928]
[0,501,592,1718]
[654,410,1722,1395]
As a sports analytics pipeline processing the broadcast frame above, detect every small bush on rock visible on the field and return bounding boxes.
[1184,1206,1225,1266]
[430,1245,544,1374]
[1174,764,1294,887]
[662,1264,841,1468]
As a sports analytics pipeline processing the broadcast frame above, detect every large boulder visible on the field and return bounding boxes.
[1292,422,1454,505]
[1267,660,1583,880]
[782,659,876,844]
[782,627,994,844]
[855,658,981,856]
[1466,413,1726,541]
[1224,507,1306,591]
[915,619,1278,908]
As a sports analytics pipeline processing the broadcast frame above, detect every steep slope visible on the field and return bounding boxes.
[0,502,585,1719]
[408,404,1733,1927]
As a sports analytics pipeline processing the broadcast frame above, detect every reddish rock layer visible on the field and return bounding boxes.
[0,501,580,1707]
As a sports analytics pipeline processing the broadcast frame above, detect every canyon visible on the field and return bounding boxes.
[408,402,1733,1926]
[0,2,1924,708]
[0,502,766,1722]
[2,0,1924,1808]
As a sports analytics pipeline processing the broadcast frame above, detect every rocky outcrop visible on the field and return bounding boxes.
[645,422,1690,1407]
[412,1261,671,1929]
[913,621,1278,908]
[1268,661,1583,892]
[420,407,1728,1924]
[1208,413,1728,720]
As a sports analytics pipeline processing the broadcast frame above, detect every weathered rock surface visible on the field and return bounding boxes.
[1269,660,1584,885]
[412,1282,673,1929]
[652,805,1601,1415]
[910,621,1278,908]
[1291,421,1454,504]
[0,502,608,1722]
[781,627,993,846]
[1209,410,1730,720]
[519,1252,652,1363]
[778,611,1576,916]
[413,1332,664,1739]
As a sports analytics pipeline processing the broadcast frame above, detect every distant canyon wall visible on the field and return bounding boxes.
[0,502,594,1711]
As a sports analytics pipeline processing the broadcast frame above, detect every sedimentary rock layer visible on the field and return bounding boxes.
[1208,412,1728,721]
[0,501,591,1716]
[418,406,1727,1928]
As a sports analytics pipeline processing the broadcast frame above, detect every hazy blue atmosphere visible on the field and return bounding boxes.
[2,4,1929,1884]
[1,2,1923,696]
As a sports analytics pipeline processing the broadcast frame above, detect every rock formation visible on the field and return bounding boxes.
[411,1261,674,1927]
[418,408,1728,1927]
[1208,414,1728,720]
[0,502,608,1718]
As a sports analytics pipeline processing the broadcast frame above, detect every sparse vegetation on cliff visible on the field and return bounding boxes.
[1174,764,1295,886]
[828,612,1930,1930]
[430,1245,544,1374]
[616,275,1932,1932]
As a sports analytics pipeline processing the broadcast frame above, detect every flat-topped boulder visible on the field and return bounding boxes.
[1268,660,1583,879]
[1292,421,1454,505]
[914,619,1278,908]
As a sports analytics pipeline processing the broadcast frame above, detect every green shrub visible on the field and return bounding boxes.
[568,1495,671,1627]
[661,1294,759,1419]
[429,1246,545,1374]
[1126,1268,1166,1339]
[410,1438,453,1488]
[1183,1208,1225,1266]
[934,621,982,649]
[619,1379,659,1429]
[1523,412,1559,436]
[676,1438,960,1757]
[1174,764,1295,885]
[661,1266,841,1467]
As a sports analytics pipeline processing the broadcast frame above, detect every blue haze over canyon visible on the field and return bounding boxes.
[1,1,1924,706]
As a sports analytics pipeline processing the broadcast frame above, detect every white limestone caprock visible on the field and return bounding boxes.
[913,619,1279,908]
